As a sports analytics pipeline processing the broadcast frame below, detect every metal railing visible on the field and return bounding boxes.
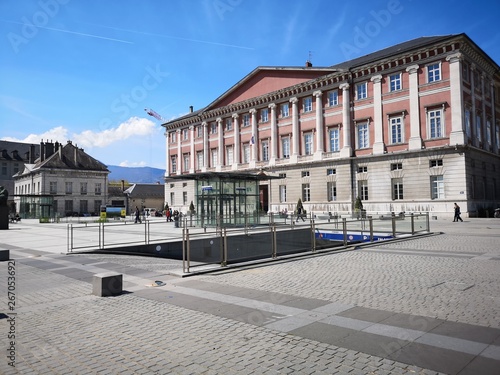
[67,213,430,271]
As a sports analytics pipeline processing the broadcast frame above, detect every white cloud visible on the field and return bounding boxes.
[1,117,156,149]
[119,160,147,167]
[74,117,156,149]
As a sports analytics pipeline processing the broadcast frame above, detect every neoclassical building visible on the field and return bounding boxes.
[163,33,500,218]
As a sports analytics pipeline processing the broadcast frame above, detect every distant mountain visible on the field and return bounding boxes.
[107,165,165,184]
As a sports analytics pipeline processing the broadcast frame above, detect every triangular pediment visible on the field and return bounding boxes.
[208,66,338,108]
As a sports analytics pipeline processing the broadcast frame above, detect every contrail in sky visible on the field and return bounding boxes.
[1,20,134,44]
[80,22,254,50]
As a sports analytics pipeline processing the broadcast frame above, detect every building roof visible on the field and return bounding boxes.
[0,140,39,162]
[330,35,460,70]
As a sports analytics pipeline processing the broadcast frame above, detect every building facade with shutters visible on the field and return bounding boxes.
[162,34,500,218]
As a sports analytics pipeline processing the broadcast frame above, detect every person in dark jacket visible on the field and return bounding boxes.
[134,206,142,223]
[453,203,463,222]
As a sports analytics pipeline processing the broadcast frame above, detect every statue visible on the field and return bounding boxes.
[0,186,8,207]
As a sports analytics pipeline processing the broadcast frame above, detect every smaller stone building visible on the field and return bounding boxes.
[124,183,165,214]
[13,140,109,218]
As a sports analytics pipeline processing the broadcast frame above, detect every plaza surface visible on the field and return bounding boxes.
[0,217,499,374]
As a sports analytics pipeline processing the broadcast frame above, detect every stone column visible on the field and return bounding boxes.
[189,125,195,173]
[446,53,465,146]
[176,129,181,175]
[202,122,208,172]
[407,64,422,150]
[290,97,299,162]
[232,113,240,168]
[217,117,223,171]
[339,83,352,157]
[371,75,385,154]
[269,103,277,165]
[250,108,257,168]
[313,90,324,160]
[491,82,497,152]
[165,131,170,177]
[471,64,477,146]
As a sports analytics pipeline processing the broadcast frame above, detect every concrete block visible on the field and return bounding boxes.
[92,272,122,297]
[0,249,9,261]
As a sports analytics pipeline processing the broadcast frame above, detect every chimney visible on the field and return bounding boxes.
[189,105,194,113]
[121,179,125,192]
[29,144,35,163]
[40,141,45,161]
[45,141,54,159]
[305,61,312,67]
[74,145,78,165]
[55,141,60,153]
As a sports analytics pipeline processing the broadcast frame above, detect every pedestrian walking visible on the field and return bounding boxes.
[453,203,463,222]
[134,206,142,223]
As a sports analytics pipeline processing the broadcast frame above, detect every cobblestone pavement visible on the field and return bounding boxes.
[0,218,499,374]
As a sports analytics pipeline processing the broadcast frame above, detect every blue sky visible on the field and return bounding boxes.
[1,0,499,169]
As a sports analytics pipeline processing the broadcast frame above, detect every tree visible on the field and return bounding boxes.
[354,196,363,211]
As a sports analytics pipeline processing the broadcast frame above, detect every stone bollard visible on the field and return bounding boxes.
[0,249,9,261]
[92,272,122,297]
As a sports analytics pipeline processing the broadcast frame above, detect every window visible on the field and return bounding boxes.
[327,90,338,106]
[94,200,101,213]
[304,133,313,155]
[392,178,403,200]
[279,185,287,203]
[50,182,57,194]
[329,128,339,152]
[80,182,87,195]
[303,97,313,112]
[183,154,190,171]
[183,191,188,205]
[182,128,188,140]
[1,163,6,175]
[197,125,203,138]
[278,173,287,178]
[281,137,290,158]
[170,192,175,205]
[356,82,367,100]
[429,159,443,167]
[242,114,250,127]
[326,168,336,175]
[358,166,368,173]
[486,120,492,145]
[430,175,444,199]
[225,118,232,131]
[389,73,402,91]
[476,114,482,143]
[262,140,269,161]
[357,122,369,149]
[358,181,368,200]
[465,109,471,138]
[280,103,289,118]
[226,146,233,165]
[428,109,443,139]
[13,163,19,174]
[65,182,72,195]
[95,183,101,195]
[65,200,73,213]
[261,108,269,122]
[462,61,470,83]
[327,182,337,201]
[171,132,176,143]
[427,63,441,83]
[390,163,402,171]
[243,143,250,163]
[210,122,217,134]
[210,149,218,167]
[171,155,177,173]
[183,182,187,187]
[302,183,311,202]
[390,116,403,144]
[80,200,88,214]
[301,171,310,177]
[196,151,204,170]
